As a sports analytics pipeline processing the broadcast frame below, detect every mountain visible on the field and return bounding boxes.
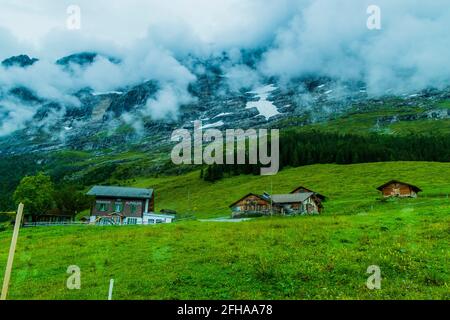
[55,52,120,67]
[1,54,38,68]
[0,51,449,211]
[0,51,450,158]
[55,52,121,73]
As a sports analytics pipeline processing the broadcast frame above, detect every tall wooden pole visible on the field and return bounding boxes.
[1,203,24,300]
[270,178,273,216]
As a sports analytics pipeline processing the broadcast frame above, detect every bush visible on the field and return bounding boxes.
[0,212,14,223]
[232,212,265,219]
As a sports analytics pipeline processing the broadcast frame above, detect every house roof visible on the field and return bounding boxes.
[376,180,422,192]
[271,192,314,204]
[87,186,154,199]
[290,186,326,200]
[291,186,314,193]
[229,193,270,208]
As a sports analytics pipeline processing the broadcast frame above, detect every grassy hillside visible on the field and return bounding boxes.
[275,100,450,136]
[2,96,450,211]
[0,161,449,300]
[128,162,450,218]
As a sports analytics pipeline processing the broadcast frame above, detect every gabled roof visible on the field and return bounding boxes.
[229,193,270,208]
[291,186,314,193]
[271,192,314,204]
[87,186,154,199]
[290,186,326,200]
[376,180,422,193]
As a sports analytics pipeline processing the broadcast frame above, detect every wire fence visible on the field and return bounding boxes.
[23,221,89,228]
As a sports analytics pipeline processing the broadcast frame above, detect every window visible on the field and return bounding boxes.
[130,204,137,214]
[115,202,123,213]
[127,218,138,225]
[98,203,108,212]
[156,219,164,224]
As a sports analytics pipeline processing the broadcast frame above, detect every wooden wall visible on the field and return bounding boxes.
[381,183,417,198]
[231,195,271,212]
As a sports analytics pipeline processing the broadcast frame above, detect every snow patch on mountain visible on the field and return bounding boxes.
[201,121,225,129]
[246,84,280,120]
[213,112,233,119]
[92,91,124,96]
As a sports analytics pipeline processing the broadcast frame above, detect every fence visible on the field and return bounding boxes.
[23,221,89,228]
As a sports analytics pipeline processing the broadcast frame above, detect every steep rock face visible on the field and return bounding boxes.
[9,87,43,103]
[106,81,159,117]
[0,52,449,156]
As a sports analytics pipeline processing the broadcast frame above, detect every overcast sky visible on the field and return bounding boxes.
[0,0,299,54]
[1,0,450,93]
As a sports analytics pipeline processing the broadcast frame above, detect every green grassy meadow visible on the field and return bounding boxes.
[132,161,450,218]
[0,162,449,299]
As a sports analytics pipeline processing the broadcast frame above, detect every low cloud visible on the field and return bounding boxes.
[1,0,450,136]
[0,25,199,136]
[0,98,36,136]
[143,84,196,120]
[259,0,450,95]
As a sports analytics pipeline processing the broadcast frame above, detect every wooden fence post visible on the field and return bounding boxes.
[1,203,24,300]
[108,279,114,300]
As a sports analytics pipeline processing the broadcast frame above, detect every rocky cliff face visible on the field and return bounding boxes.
[0,52,449,156]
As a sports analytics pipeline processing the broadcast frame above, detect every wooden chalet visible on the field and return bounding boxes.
[271,193,322,215]
[87,186,174,225]
[377,180,422,198]
[229,193,271,218]
[230,186,326,218]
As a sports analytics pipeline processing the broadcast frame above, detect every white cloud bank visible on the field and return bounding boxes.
[0,0,450,136]
[259,0,450,95]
